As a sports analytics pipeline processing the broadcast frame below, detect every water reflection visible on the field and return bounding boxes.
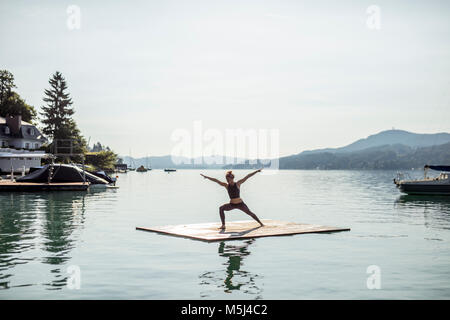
[0,190,106,290]
[0,193,38,290]
[395,195,450,230]
[396,194,450,206]
[199,239,262,298]
[40,192,88,290]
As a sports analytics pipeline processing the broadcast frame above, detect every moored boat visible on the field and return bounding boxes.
[394,165,450,195]
[16,164,109,185]
[2,163,114,191]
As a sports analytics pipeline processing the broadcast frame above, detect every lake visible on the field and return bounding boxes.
[1,169,449,299]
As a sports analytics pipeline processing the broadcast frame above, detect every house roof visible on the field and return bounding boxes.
[0,116,33,126]
[0,117,47,142]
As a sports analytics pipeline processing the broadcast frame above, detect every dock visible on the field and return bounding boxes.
[136,219,350,242]
[0,180,89,192]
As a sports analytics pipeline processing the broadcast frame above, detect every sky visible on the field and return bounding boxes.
[1,0,450,158]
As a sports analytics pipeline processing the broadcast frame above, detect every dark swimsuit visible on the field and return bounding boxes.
[227,183,240,199]
[222,183,248,210]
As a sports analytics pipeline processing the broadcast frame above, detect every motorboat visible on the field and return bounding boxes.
[16,164,115,189]
[69,164,118,188]
[88,170,118,188]
[394,165,450,195]
[88,170,117,184]
[164,168,177,172]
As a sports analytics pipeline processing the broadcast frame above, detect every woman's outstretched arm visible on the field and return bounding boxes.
[200,174,227,187]
[237,168,262,186]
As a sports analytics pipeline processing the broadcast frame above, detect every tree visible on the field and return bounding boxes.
[90,141,113,152]
[41,71,75,138]
[0,70,37,123]
[41,71,86,160]
[0,70,15,106]
[85,150,118,170]
[91,142,103,152]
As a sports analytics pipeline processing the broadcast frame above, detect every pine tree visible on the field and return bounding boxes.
[41,71,75,139]
[41,71,86,159]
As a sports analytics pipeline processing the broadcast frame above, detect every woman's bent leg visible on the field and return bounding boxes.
[237,203,264,226]
[219,203,234,227]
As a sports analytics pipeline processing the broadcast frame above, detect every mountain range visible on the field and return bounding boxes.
[121,130,450,170]
[300,130,450,154]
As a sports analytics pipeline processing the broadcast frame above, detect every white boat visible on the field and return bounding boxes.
[394,165,450,195]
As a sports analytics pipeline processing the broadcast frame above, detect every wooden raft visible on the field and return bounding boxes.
[136,219,350,242]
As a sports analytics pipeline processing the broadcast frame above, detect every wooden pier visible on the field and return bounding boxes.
[136,219,350,242]
[0,180,89,192]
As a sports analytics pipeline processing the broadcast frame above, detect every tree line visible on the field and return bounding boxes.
[0,70,117,170]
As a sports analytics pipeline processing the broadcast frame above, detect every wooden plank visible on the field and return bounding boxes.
[0,181,89,192]
[136,219,350,242]
[0,181,87,185]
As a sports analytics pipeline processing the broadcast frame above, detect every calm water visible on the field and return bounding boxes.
[1,170,450,299]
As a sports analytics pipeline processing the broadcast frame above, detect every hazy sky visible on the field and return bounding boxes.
[1,0,449,157]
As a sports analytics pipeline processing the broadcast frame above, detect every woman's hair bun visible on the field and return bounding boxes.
[226,171,234,178]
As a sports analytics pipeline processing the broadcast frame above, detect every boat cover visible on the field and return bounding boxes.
[89,170,115,183]
[16,164,108,184]
[424,165,450,172]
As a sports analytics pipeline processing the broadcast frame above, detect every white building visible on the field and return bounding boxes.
[0,115,48,174]
[0,148,49,174]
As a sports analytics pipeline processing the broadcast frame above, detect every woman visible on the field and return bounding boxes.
[200,169,264,230]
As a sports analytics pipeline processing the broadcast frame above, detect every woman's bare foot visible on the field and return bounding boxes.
[219,225,226,230]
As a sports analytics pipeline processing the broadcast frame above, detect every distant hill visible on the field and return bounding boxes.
[121,129,450,170]
[279,142,450,170]
[122,155,192,169]
[121,155,248,169]
[301,130,450,155]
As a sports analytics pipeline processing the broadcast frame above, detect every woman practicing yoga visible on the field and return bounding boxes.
[200,169,264,230]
